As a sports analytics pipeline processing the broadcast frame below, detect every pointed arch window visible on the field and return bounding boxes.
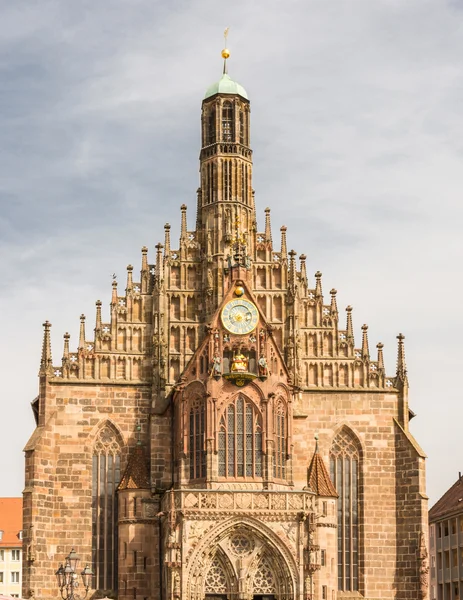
[218,396,262,478]
[330,429,361,593]
[207,108,216,145]
[189,399,206,479]
[239,110,245,145]
[92,425,121,591]
[222,102,234,142]
[274,400,287,479]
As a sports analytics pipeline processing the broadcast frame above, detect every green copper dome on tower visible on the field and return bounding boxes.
[204,73,249,100]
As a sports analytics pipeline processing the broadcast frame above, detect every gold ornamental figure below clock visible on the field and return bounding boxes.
[221,298,259,335]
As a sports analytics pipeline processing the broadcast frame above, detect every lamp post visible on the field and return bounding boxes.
[55,549,93,600]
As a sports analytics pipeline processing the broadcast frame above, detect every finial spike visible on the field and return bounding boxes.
[126,265,133,293]
[264,207,272,245]
[280,226,287,262]
[39,321,53,376]
[111,280,118,304]
[289,250,297,293]
[164,224,171,259]
[396,333,408,383]
[377,342,385,372]
[95,300,102,329]
[63,332,70,359]
[222,27,230,74]
[330,288,338,316]
[315,271,323,300]
[180,204,188,242]
[361,324,370,360]
[79,314,86,349]
[141,246,149,294]
[299,254,308,293]
[155,242,164,285]
[346,306,354,346]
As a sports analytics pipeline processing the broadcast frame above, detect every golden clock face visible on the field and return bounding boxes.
[221,298,259,335]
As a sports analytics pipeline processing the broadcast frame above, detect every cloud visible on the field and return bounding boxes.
[0,0,462,503]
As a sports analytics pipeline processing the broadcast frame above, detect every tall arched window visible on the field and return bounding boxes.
[222,102,234,142]
[92,424,121,592]
[218,396,262,478]
[330,428,361,593]
[274,400,287,479]
[207,108,216,145]
[189,399,206,479]
[239,110,244,144]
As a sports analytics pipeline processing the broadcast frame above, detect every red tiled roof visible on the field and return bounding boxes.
[0,497,22,548]
[307,450,338,498]
[429,475,463,522]
[118,446,150,490]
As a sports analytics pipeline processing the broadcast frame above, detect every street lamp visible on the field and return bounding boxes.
[55,549,93,600]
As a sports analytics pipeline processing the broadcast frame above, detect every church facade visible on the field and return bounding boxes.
[23,57,429,600]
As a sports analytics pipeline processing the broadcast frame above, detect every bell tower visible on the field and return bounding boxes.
[197,31,255,305]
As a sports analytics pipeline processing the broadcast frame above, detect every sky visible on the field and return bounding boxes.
[0,0,462,506]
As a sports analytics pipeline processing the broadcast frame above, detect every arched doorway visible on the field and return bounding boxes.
[186,517,297,600]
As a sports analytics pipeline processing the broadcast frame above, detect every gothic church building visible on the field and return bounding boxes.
[23,55,429,600]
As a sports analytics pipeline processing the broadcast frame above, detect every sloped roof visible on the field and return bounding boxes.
[118,446,150,490]
[429,475,463,522]
[0,497,22,547]
[307,449,338,498]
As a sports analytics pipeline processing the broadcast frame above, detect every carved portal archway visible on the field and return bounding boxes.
[186,517,297,600]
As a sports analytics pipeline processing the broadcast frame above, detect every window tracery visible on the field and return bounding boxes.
[205,557,227,593]
[330,428,361,593]
[274,399,287,479]
[218,396,262,478]
[189,398,206,479]
[92,424,121,591]
[253,555,276,594]
[222,102,234,142]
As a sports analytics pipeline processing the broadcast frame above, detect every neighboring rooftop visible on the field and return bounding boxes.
[429,473,463,521]
[307,446,338,498]
[0,497,22,547]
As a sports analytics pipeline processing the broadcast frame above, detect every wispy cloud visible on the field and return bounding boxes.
[0,0,462,503]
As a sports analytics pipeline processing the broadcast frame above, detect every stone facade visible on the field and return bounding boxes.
[23,61,428,600]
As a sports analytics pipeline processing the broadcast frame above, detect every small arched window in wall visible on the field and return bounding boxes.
[218,396,262,478]
[274,400,287,479]
[92,424,122,592]
[222,101,234,142]
[330,428,361,593]
[189,399,206,480]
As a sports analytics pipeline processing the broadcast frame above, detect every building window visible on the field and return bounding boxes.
[92,424,121,592]
[222,102,234,142]
[189,399,206,479]
[0,572,3,583]
[11,550,20,561]
[11,572,20,583]
[0,549,4,560]
[321,549,326,566]
[330,428,361,593]
[274,400,287,479]
[239,110,245,144]
[207,108,216,145]
[18,531,23,541]
[218,396,262,478]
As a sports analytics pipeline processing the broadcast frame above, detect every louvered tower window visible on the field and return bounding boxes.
[207,108,215,145]
[218,396,262,477]
[222,102,234,142]
[92,425,121,591]
[330,429,361,593]
[274,400,286,479]
[189,399,206,479]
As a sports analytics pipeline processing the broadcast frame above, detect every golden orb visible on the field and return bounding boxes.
[221,48,230,59]
[234,285,244,297]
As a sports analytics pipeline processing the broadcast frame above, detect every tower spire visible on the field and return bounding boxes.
[280,226,288,262]
[361,324,370,360]
[346,306,354,346]
[264,207,272,244]
[396,333,408,383]
[79,314,86,349]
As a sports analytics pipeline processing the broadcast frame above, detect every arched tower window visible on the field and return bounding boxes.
[207,108,215,145]
[92,424,122,591]
[189,399,206,479]
[330,428,361,593]
[239,110,244,145]
[274,400,287,479]
[222,102,234,142]
[218,396,262,478]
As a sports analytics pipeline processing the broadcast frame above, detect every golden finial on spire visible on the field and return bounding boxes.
[222,27,230,73]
